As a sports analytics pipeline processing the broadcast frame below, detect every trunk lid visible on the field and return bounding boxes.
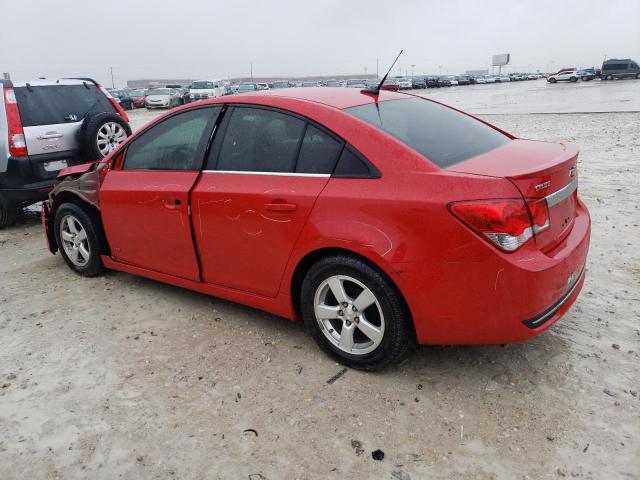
[450,139,579,252]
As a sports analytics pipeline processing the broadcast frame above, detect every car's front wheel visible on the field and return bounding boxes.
[300,254,413,370]
[54,202,105,277]
[0,203,17,229]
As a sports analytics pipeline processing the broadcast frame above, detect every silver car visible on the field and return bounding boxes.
[145,88,181,109]
[0,78,131,228]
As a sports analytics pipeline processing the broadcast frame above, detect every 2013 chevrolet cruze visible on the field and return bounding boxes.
[42,88,590,369]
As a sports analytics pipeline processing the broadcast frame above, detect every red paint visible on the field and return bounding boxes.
[45,88,591,345]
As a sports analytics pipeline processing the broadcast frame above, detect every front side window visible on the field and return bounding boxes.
[346,98,510,168]
[124,107,219,170]
[214,107,305,173]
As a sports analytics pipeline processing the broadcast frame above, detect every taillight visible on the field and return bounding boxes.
[99,85,129,122]
[3,88,28,157]
[449,198,550,252]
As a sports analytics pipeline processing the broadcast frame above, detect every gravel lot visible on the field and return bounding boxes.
[1,80,639,479]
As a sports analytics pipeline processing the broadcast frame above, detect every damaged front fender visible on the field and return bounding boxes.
[42,160,109,253]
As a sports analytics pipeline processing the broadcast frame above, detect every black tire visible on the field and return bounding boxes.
[570,76,578,82]
[300,254,413,370]
[79,112,132,161]
[0,203,17,229]
[549,78,557,83]
[636,73,640,79]
[53,202,105,277]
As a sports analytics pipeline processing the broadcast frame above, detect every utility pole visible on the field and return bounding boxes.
[250,62,253,82]
[110,66,114,88]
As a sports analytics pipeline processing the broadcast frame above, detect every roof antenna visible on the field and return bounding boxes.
[362,49,404,96]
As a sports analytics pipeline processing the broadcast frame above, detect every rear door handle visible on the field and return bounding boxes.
[264,202,297,212]
[37,133,63,140]
[160,197,182,209]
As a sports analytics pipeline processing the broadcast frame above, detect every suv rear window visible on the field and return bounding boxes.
[14,84,115,127]
[346,98,510,168]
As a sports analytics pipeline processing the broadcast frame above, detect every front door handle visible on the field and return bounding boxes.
[264,202,297,212]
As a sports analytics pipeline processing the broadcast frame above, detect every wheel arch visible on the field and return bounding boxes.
[288,246,416,338]
[50,191,110,255]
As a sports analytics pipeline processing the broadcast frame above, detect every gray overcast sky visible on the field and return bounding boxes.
[2,0,639,86]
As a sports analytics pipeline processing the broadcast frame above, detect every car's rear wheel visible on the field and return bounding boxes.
[300,254,413,370]
[54,202,105,277]
[549,78,557,83]
[570,76,578,82]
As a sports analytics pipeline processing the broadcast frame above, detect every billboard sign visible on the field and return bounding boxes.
[492,54,510,66]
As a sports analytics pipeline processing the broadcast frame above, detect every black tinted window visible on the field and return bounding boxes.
[14,84,115,127]
[346,98,510,168]
[124,107,218,170]
[215,107,305,173]
[333,146,379,178]
[296,126,343,174]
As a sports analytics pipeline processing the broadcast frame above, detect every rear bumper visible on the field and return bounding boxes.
[397,198,591,345]
[0,152,83,208]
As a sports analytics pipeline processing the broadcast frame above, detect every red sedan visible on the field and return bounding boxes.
[42,88,590,369]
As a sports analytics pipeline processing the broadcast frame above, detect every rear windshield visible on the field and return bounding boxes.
[346,98,510,168]
[15,84,114,127]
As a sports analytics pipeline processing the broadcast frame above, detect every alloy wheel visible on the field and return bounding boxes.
[313,275,385,355]
[60,215,90,267]
[96,122,127,156]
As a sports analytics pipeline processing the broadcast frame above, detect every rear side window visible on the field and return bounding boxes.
[215,107,305,173]
[14,84,115,127]
[346,98,510,168]
[124,107,219,170]
[603,63,628,71]
[295,125,343,174]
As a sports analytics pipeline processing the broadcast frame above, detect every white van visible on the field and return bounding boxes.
[188,80,225,101]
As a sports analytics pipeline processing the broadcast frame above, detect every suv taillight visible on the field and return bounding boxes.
[98,85,129,122]
[3,88,27,157]
[449,198,550,252]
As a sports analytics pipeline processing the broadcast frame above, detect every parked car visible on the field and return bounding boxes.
[145,88,181,108]
[271,81,292,89]
[42,88,590,369]
[256,83,270,90]
[483,76,497,83]
[301,81,318,88]
[110,90,133,110]
[578,68,597,81]
[129,89,147,108]
[237,83,258,93]
[496,75,511,83]
[411,77,427,89]
[166,85,190,105]
[189,80,225,101]
[601,59,640,80]
[324,79,341,87]
[380,79,400,91]
[474,77,486,84]
[456,76,471,85]
[396,78,413,90]
[346,79,368,89]
[439,77,452,87]
[547,70,579,83]
[425,76,440,88]
[0,78,130,228]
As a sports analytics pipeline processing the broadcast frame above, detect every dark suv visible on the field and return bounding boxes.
[0,78,131,228]
[601,59,640,80]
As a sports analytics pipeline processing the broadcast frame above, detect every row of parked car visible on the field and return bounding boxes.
[546,59,640,83]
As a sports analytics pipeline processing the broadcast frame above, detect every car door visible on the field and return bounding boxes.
[100,106,221,280]
[191,106,344,297]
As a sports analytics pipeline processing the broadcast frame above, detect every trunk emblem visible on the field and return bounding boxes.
[534,181,551,192]
[569,166,577,178]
